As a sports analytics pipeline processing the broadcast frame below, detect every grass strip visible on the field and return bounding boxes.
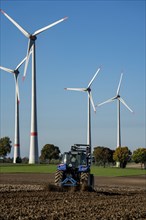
[0,164,145,176]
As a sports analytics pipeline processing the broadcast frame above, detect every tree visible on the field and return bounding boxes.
[0,137,12,159]
[16,157,22,163]
[22,157,29,164]
[93,146,114,167]
[113,146,131,168]
[132,148,146,169]
[40,144,60,163]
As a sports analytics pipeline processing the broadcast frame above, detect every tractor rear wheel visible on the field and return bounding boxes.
[55,170,63,186]
[80,172,94,190]
[80,172,89,185]
[88,174,94,189]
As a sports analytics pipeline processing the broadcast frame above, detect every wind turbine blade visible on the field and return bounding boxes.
[0,9,30,38]
[64,88,86,92]
[23,40,33,80]
[87,67,101,88]
[116,73,123,95]
[15,56,27,70]
[33,16,68,36]
[0,66,14,74]
[88,92,96,112]
[98,96,116,107]
[119,97,133,113]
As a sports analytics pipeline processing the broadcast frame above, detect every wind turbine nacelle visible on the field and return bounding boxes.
[30,35,37,40]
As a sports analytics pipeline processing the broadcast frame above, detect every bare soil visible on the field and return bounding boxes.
[0,173,146,220]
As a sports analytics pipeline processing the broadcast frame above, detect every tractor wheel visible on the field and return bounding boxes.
[80,173,94,190]
[88,174,94,189]
[55,170,63,186]
[80,172,89,185]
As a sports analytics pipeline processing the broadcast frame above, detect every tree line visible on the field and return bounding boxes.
[93,146,146,169]
[0,137,60,164]
[0,136,146,168]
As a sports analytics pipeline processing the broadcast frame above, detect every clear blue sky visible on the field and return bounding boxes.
[0,0,145,158]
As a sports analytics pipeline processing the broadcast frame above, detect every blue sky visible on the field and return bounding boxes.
[0,0,145,158]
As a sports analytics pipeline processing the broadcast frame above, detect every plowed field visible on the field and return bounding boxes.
[0,173,146,220]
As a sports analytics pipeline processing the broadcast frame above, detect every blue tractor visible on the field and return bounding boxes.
[55,144,94,189]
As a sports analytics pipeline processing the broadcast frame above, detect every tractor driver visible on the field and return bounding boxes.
[70,155,78,167]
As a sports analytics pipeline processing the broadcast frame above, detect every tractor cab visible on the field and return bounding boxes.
[61,151,87,169]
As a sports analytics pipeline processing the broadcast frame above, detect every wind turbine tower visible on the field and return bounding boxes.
[65,67,101,165]
[0,57,26,163]
[0,9,68,163]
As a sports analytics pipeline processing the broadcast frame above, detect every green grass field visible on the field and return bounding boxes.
[0,164,145,177]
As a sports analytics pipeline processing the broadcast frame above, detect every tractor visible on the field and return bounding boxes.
[55,144,94,189]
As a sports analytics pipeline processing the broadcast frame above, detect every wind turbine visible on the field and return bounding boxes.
[0,57,26,163]
[65,67,101,165]
[97,73,133,166]
[0,9,68,163]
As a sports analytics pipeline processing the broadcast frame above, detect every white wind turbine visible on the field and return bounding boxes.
[0,57,26,163]
[0,9,68,163]
[97,73,133,164]
[65,67,101,165]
